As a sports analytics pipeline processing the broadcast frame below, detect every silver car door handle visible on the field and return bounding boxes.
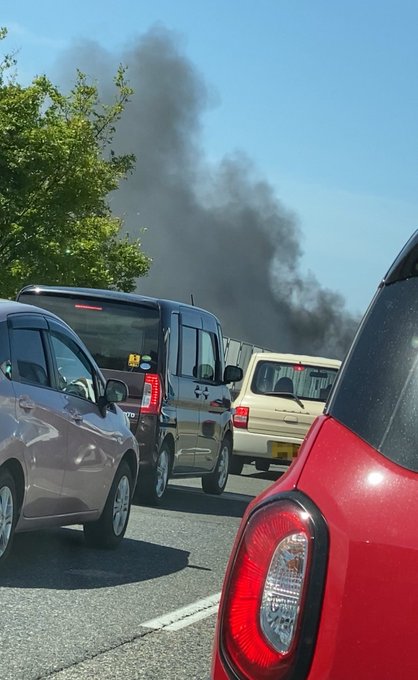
[18,396,35,410]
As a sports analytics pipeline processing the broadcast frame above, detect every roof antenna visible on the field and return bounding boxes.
[190,293,195,306]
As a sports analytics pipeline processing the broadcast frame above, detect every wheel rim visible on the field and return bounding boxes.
[218,444,229,488]
[156,450,169,498]
[0,485,13,558]
[112,475,130,536]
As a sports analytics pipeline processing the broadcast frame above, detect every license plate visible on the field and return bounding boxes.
[271,442,299,460]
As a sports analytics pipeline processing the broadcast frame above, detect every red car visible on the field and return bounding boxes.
[212,231,418,680]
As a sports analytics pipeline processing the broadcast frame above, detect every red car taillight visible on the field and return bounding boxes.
[221,497,327,680]
[233,406,249,428]
[140,374,162,415]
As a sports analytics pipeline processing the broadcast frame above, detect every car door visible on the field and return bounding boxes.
[8,313,68,518]
[194,327,225,471]
[46,320,122,514]
[173,313,201,473]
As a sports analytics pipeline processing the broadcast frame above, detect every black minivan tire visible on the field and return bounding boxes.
[84,461,132,549]
[136,444,171,506]
[0,469,17,566]
[202,437,231,495]
[229,455,244,475]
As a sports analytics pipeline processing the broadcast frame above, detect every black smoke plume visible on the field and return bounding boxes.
[56,26,359,359]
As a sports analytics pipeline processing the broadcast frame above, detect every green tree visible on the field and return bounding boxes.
[0,28,151,298]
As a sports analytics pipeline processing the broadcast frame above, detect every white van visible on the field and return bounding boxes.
[230,351,341,473]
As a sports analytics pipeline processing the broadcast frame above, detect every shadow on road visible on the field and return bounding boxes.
[0,529,189,589]
[239,469,285,483]
[135,485,252,518]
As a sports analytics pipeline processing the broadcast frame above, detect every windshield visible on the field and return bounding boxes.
[18,293,160,373]
[251,360,339,401]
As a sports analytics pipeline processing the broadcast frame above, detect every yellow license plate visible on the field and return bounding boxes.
[271,442,300,460]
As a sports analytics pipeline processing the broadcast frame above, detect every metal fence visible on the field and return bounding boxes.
[223,337,272,398]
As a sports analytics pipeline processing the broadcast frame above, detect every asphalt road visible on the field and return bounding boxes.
[0,465,285,680]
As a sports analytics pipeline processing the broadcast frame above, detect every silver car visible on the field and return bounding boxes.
[0,300,139,566]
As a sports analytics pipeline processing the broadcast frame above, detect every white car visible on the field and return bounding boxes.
[230,352,341,473]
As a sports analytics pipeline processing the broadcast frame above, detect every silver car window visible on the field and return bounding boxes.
[50,332,98,403]
[10,328,50,387]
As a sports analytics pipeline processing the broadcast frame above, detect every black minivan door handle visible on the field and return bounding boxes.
[194,386,203,398]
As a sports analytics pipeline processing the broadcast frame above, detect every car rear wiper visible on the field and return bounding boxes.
[264,391,305,409]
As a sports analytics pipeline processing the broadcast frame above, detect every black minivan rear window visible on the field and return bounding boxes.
[330,277,418,471]
[18,293,160,374]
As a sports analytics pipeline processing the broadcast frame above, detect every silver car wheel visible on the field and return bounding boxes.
[218,444,229,488]
[156,449,170,498]
[0,485,13,558]
[112,475,130,536]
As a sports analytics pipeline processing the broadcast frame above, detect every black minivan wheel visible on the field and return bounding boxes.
[0,469,17,566]
[202,438,231,495]
[136,444,171,506]
[84,461,132,549]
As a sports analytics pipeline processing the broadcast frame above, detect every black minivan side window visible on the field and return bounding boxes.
[330,277,418,472]
[11,329,50,387]
[169,312,179,376]
[198,330,218,382]
[180,326,198,378]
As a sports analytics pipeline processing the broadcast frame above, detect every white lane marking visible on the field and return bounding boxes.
[140,592,221,632]
[164,603,220,631]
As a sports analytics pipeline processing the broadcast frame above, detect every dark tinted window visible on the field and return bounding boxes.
[18,293,160,374]
[181,326,198,377]
[11,329,49,387]
[0,321,11,379]
[252,360,338,401]
[330,278,418,471]
[198,330,221,382]
[169,312,179,376]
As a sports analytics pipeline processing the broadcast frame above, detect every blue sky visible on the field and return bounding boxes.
[3,1,418,315]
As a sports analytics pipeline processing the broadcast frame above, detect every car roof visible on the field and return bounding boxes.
[0,299,64,320]
[0,298,85,339]
[19,284,220,321]
[251,351,342,368]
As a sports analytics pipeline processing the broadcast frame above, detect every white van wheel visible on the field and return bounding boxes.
[229,455,244,475]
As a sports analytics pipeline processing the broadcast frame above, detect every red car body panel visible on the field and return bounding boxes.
[297,416,418,680]
[212,415,418,679]
[211,415,323,680]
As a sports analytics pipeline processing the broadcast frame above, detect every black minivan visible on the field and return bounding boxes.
[17,285,243,503]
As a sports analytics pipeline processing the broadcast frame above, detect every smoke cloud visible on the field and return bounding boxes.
[56,26,359,359]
